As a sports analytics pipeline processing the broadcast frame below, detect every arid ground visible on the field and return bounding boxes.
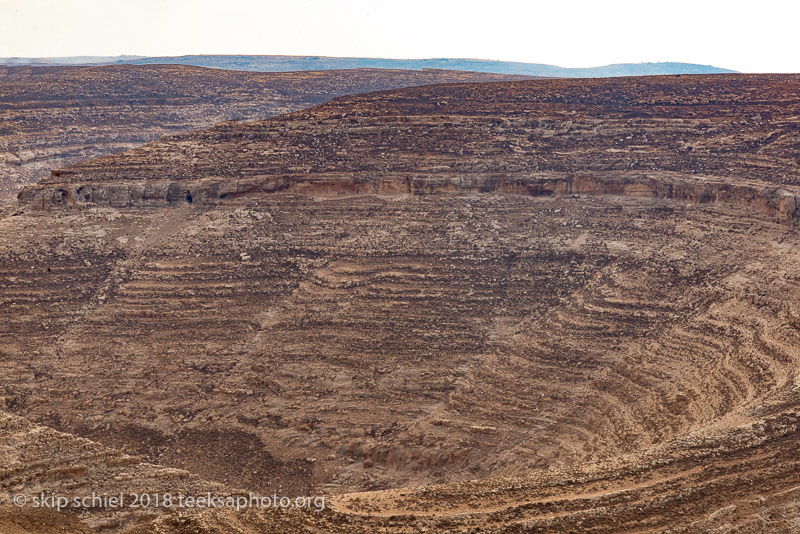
[1,73,800,532]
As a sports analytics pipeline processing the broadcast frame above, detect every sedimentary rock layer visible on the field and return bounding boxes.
[0,64,528,203]
[22,74,800,223]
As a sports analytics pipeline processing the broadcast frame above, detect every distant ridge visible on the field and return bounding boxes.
[0,55,145,66]
[0,55,736,77]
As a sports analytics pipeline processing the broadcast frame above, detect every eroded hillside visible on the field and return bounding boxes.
[23,74,800,222]
[0,64,529,203]
[2,75,800,532]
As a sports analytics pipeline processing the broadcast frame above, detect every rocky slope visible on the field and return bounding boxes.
[0,408,240,532]
[23,74,800,222]
[0,64,528,203]
[2,74,800,532]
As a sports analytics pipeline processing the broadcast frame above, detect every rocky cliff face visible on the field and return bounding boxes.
[20,171,799,225]
[0,64,529,204]
[3,75,800,532]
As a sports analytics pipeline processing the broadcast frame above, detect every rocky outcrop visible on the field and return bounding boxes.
[19,171,800,224]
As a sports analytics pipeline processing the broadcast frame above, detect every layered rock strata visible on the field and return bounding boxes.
[0,64,529,203]
[21,74,800,224]
[2,74,800,532]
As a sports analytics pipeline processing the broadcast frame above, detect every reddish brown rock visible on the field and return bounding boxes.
[2,74,800,532]
[22,74,800,225]
[0,64,530,203]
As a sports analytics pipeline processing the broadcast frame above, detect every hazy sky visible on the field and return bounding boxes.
[1,0,798,72]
